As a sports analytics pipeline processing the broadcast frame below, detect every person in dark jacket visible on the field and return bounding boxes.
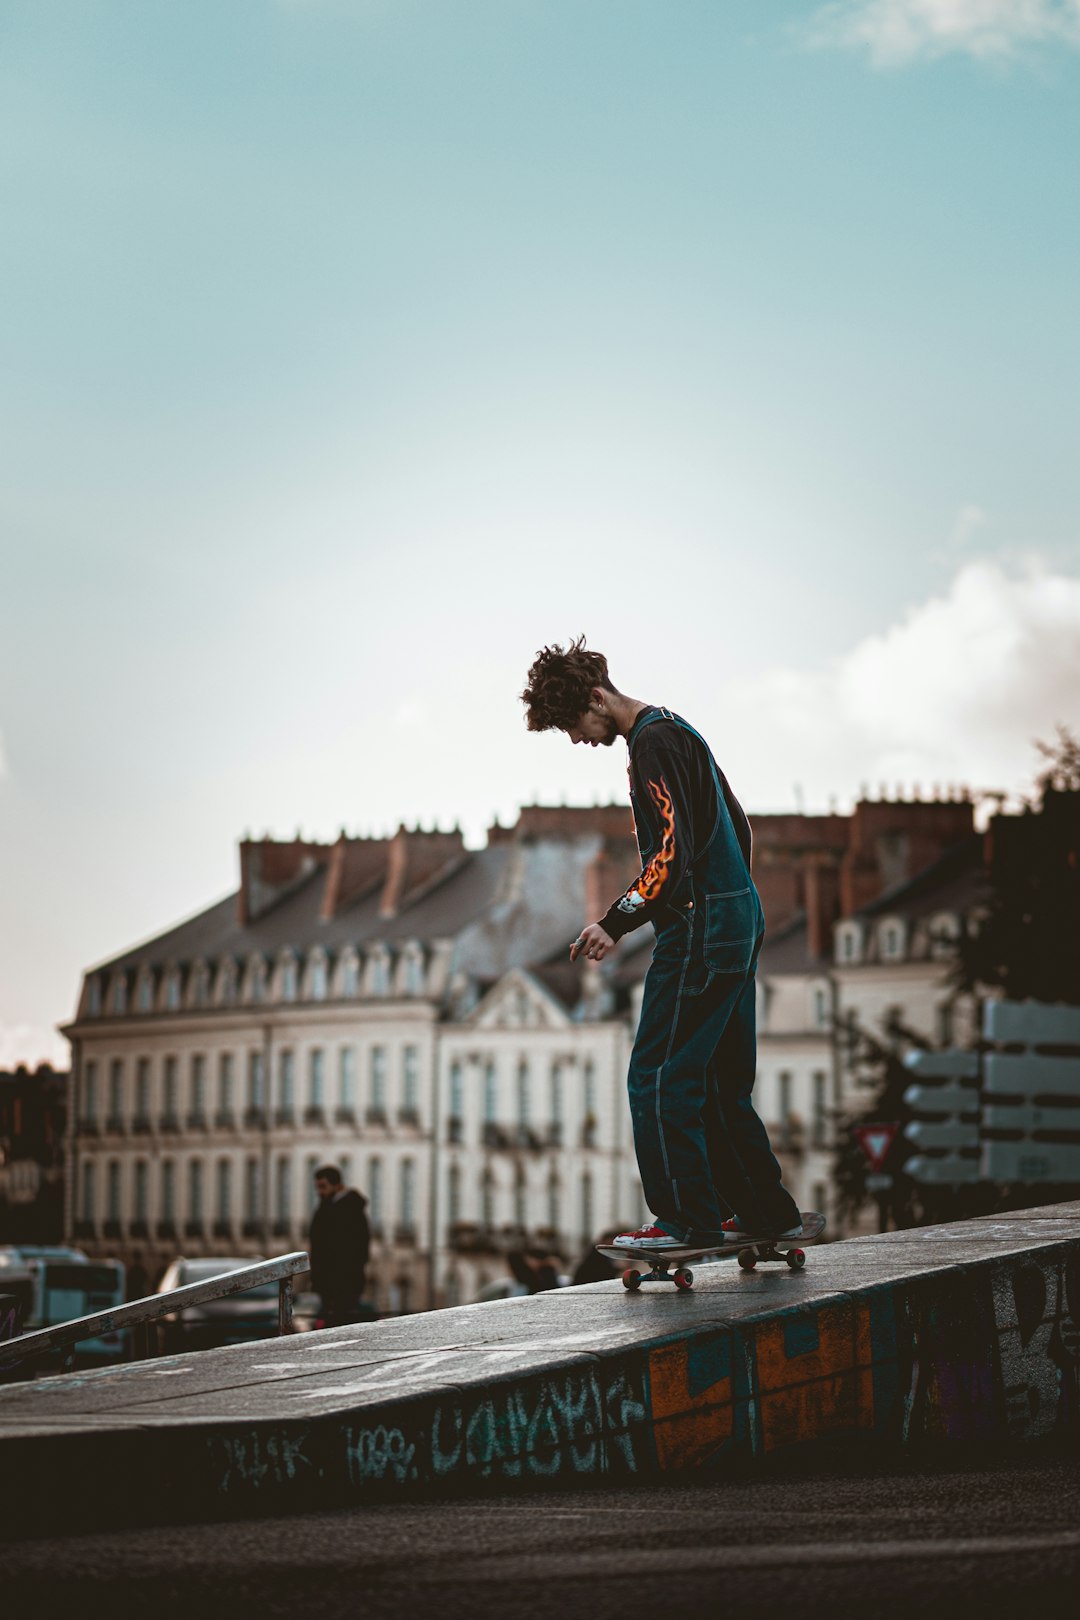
[309,1164,370,1326]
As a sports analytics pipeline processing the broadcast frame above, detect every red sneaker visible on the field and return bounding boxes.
[612,1224,684,1251]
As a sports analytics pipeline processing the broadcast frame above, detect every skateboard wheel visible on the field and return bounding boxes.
[622,1269,642,1291]
[737,1249,757,1271]
[786,1249,806,1270]
[673,1267,693,1291]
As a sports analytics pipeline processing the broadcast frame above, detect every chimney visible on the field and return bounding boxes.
[379,825,466,918]
[238,837,330,926]
[320,834,391,920]
[805,858,841,961]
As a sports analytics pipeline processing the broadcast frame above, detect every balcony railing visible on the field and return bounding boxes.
[334,1106,357,1126]
[131,1115,152,1135]
[397,1107,421,1128]
[214,1111,237,1130]
[447,1116,464,1144]
[303,1106,326,1126]
[105,1116,126,1135]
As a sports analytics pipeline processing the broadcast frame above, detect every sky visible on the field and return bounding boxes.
[2,0,1078,1068]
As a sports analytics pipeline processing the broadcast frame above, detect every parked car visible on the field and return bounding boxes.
[0,1246,126,1371]
[155,1256,283,1353]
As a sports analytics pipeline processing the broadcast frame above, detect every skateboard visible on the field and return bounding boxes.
[597,1211,826,1291]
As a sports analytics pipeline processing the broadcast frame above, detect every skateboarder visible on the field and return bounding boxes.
[521,637,804,1255]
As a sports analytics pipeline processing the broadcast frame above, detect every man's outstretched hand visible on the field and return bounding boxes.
[570,922,615,963]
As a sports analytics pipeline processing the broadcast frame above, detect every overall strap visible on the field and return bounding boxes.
[629,707,731,863]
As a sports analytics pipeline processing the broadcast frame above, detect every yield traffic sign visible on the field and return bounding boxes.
[854,1122,898,1173]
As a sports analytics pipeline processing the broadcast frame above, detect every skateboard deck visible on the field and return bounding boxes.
[597,1211,826,1291]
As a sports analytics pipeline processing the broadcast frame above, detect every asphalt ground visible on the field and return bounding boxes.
[4,1449,1079,1620]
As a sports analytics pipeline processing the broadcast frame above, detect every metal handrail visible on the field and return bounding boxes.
[0,1251,310,1371]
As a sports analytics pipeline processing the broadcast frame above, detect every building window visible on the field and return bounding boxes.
[779,1072,793,1134]
[247,1051,264,1113]
[813,986,829,1029]
[137,974,153,1013]
[218,1053,234,1117]
[309,1048,325,1111]
[401,1160,416,1230]
[82,1060,98,1123]
[278,1050,295,1117]
[135,1058,151,1122]
[87,978,102,1016]
[339,1047,356,1111]
[244,1158,259,1224]
[309,954,328,1001]
[134,1160,148,1223]
[370,1047,386,1113]
[280,957,298,1002]
[188,1159,204,1224]
[190,1055,207,1122]
[81,1159,96,1223]
[275,1157,292,1225]
[342,954,359,997]
[812,1071,828,1148]
[550,1063,562,1122]
[937,999,956,1045]
[881,921,904,961]
[513,1164,526,1230]
[516,1060,530,1127]
[584,1059,597,1119]
[106,1160,122,1223]
[165,970,181,1011]
[448,1162,462,1225]
[403,1046,420,1113]
[192,965,209,1007]
[339,1153,352,1187]
[249,958,266,1004]
[161,1160,175,1222]
[108,1060,124,1125]
[163,1057,178,1125]
[216,1160,232,1223]
[483,1061,497,1123]
[547,1172,560,1234]
[111,975,127,1015]
[481,1168,495,1229]
[368,1157,384,1227]
[580,1171,593,1243]
[449,1060,463,1122]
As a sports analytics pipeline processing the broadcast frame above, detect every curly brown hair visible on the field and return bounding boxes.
[520,636,618,732]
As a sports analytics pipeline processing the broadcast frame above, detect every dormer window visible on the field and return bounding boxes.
[308,951,328,1002]
[165,969,182,1011]
[86,976,102,1017]
[403,946,424,996]
[369,949,390,997]
[245,957,266,1004]
[836,924,862,965]
[191,962,210,1007]
[929,912,961,961]
[280,954,298,1003]
[812,984,830,1029]
[341,951,360,998]
[217,959,238,1006]
[137,971,154,1013]
[879,918,905,962]
[110,974,128,1015]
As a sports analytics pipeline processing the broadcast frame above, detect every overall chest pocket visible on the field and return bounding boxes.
[703,887,758,975]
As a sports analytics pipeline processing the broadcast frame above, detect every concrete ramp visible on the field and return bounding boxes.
[3,1205,1079,1533]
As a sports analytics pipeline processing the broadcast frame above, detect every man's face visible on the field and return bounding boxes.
[314,1177,337,1201]
[566,705,618,748]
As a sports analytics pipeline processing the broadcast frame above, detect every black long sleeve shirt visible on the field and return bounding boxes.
[599,710,752,943]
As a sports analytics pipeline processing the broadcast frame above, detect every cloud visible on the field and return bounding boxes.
[806,0,1080,65]
[720,559,1080,811]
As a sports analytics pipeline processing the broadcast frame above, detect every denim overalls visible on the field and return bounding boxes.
[625,708,801,1243]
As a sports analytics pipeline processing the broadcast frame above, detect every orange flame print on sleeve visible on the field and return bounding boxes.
[616,776,677,915]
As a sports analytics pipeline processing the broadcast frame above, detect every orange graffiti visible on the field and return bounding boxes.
[753,1302,874,1453]
[649,1338,735,1470]
[621,777,676,911]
